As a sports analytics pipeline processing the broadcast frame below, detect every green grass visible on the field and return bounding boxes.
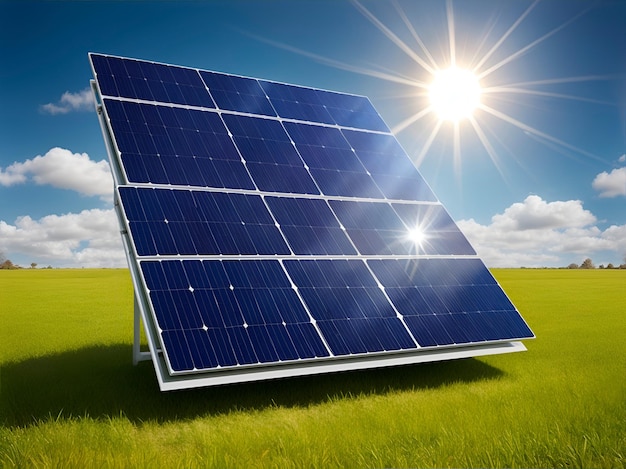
[1,268,624,468]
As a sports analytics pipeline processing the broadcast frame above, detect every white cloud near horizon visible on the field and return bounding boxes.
[0,209,125,268]
[592,166,626,198]
[458,195,626,267]
[0,147,112,201]
[40,88,94,115]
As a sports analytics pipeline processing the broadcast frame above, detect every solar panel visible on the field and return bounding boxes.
[90,53,533,390]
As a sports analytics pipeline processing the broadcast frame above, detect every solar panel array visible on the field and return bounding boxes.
[90,53,533,389]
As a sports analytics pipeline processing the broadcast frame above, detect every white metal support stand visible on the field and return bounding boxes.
[133,294,151,366]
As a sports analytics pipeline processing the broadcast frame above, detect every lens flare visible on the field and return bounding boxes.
[407,227,426,247]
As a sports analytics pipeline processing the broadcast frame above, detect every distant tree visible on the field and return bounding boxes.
[0,259,16,270]
[30,262,38,269]
[598,264,605,269]
[567,263,579,269]
[580,258,595,269]
[606,263,615,269]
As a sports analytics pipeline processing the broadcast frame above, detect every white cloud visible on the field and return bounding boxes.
[0,209,125,268]
[457,195,626,267]
[490,195,595,230]
[0,148,112,201]
[619,154,626,163]
[40,88,95,115]
[592,167,626,198]
[0,166,27,186]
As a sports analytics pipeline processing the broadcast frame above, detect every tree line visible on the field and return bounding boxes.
[0,260,44,270]
[566,258,626,270]
[0,253,51,270]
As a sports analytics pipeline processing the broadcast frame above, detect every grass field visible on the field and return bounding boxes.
[1,268,624,468]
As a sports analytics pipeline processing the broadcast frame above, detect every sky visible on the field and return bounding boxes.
[0,0,624,268]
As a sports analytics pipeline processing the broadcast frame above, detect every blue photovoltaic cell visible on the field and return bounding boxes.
[325,199,474,256]
[367,259,533,346]
[321,92,389,132]
[392,204,476,256]
[329,200,412,256]
[284,259,417,355]
[392,203,457,231]
[258,79,389,132]
[283,121,384,198]
[221,114,319,194]
[265,196,356,255]
[342,129,437,201]
[259,80,336,125]
[91,55,215,108]
[222,113,301,165]
[119,187,290,256]
[199,70,276,116]
[104,99,256,190]
[391,203,476,255]
[141,259,329,371]
[90,54,533,381]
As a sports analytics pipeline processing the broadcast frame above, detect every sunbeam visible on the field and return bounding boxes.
[351,0,437,75]
[467,115,507,179]
[413,119,444,168]
[479,103,603,162]
[471,0,540,72]
[498,74,623,87]
[240,30,425,88]
[392,105,433,135]
[445,0,456,67]
[452,121,461,175]
[483,87,615,106]
[391,0,438,71]
[476,4,593,80]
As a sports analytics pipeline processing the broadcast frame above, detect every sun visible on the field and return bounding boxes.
[428,66,482,123]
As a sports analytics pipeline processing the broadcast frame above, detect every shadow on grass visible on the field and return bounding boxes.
[1,343,504,428]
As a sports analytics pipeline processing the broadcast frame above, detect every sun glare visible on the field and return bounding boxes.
[407,227,426,247]
[429,67,482,123]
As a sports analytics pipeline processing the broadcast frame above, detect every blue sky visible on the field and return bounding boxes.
[1,0,624,268]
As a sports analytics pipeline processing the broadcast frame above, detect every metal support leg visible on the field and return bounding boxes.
[132,292,153,365]
[133,294,141,366]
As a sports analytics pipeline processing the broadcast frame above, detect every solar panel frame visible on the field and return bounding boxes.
[90,53,533,390]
